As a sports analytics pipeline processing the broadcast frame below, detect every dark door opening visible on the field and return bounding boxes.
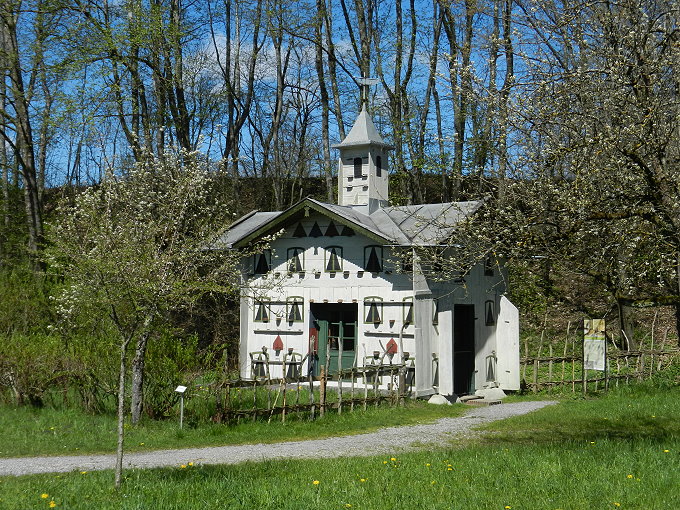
[453,304,475,394]
[311,303,357,376]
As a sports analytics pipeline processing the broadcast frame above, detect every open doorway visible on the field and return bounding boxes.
[453,304,475,394]
[310,303,357,376]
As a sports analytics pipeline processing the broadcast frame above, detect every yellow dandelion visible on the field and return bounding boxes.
[425,463,431,467]
[431,480,436,485]
[447,468,453,471]
[80,471,87,475]
[139,442,145,446]
[49,502,57,508]
[360,478,366,483]
[180,464,187,469]
[41,494,49,499]
[590,441,595,444]
[627,474,633,479]
[447,464,452,467]
[313,480,320,486]
[345,505,352,508]
[613,503,621,508]
[505,506,511,509]
[390,457,396,461]
[188,462,194,467]
[663,449,670,453]
[383,460,388,465]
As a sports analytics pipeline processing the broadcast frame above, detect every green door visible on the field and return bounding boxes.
[318,320,357,375]
[312,303,357,376]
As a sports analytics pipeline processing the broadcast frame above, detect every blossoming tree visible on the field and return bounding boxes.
[46,151,240,488]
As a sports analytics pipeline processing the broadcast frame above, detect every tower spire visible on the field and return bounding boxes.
[357,76,379,111]
[332,106,394,213]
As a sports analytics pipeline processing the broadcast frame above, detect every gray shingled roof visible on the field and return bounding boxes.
[383,201,483,245]
[215,198,483,249]
[216,211,281,248]
[331,106,394,150]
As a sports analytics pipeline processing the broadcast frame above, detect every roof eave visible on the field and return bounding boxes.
[231,198,393,249]
[331,140,395,150]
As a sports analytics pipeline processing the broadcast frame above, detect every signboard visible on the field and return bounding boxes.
[583,319,606,371]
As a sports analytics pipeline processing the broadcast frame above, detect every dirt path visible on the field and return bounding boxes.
[0,400,556,477]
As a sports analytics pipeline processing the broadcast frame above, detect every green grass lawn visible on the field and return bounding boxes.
[0,399,466,458]
[1,417,678,509]
[2,376,680,509]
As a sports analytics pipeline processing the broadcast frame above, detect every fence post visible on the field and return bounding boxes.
[350,368,355,412]
[363,366,369,411]
[533,358,539,393]
[338,338,343,415]
[308,373,316,420]
[398,366,406,407]
[582,335,587,397]
[548,344,554,390]
[319,366,326,417]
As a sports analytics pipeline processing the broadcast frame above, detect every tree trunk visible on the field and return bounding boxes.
[617,298,637,351]
[115,334,132,489]
[6,22,43,265]
[0,21,9,251]
[316,0,334,203]
[130,330,151,425]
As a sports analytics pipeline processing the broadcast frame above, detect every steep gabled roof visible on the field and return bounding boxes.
[383,201,484,245]
[215,198,392,249]
[331,106,395,150]
[215,197,483,249]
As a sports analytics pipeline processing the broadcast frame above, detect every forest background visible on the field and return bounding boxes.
[1,0,679,421]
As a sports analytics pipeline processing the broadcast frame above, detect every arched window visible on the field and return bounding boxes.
[254,299,270,322]
[253,250,271,274]
[287,296,304,323]
[484,256,495,276]
[287,247,304,272]
[353,157,363,178]
[485,300,495,326]
[376,155,382,177]
[364,245,383,273]
[325,246,343,272]
[364,297,383,324]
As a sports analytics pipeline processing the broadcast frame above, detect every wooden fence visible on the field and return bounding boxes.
[211,364,414,424]
[520,324,679,393]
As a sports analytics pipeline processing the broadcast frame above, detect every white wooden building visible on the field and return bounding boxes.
[218,107,520,398]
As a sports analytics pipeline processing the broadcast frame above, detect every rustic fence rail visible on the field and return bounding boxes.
[211,364,414,424]
[521,346,679,394]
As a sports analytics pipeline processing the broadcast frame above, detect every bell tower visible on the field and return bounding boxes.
[332,106,394,214]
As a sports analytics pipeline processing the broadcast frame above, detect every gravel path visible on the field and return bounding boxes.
[0,400,556,477]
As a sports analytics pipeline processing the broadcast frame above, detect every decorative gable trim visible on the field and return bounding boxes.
[229,198,392,249]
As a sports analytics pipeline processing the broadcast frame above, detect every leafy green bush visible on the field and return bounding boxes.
[0,333,67,406]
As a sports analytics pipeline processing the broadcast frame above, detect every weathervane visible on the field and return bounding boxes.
[357,75,379,110]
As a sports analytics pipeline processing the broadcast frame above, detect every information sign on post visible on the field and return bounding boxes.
[175,385,187,429]
[583,319,606,370]
[583,319,607,395]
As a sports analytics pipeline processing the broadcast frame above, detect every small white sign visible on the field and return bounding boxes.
[175,385,187,393]
[584,319,606,371]
[584,339,606,371]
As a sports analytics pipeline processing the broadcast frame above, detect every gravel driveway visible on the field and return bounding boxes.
[0,400,556,477]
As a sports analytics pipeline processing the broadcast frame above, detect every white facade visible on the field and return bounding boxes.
[223,108,521,397]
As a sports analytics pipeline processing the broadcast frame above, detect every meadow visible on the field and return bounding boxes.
[1,372,680,509]
[0,399,466,458]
